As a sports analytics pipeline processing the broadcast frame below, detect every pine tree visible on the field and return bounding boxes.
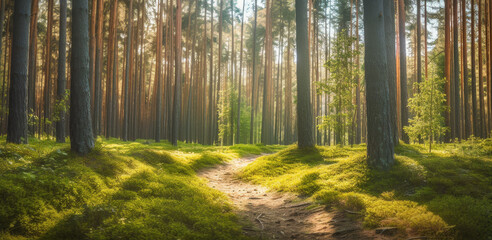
[363,0,394,170]
[296,0,314,148]
[70,0,95,154]
[7,0,32,144]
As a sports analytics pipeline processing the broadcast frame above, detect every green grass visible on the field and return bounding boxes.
[239,139,492,239]
[0,137,284,240]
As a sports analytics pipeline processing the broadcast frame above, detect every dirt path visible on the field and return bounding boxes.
[198,155,390,240]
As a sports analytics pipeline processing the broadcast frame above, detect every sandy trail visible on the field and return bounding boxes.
[198,155,389,240]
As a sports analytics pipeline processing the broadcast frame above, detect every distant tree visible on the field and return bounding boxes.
[452,0,461,140]
[172,0,183,146]
[28,0,39,136]
[70,0,94,155]
[471,0,479,137]
[236,0,246,144]
[123,0,133,141]
[318,30,360,146]
[249,0,258,144]
[43,0,54,136]
[461,0,470,138]
[261,0,274,145]
[405,77,448,152]
[296,0,314,148]
[56,0,67,143]
[7,0,32,144]
[399,0,409,143]
[363,0,394,170]
[155,0,163,143]
[444,0,452,141]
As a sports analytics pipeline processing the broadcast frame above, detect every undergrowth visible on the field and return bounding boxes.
[240,139,492,239]
[0,137,281,240]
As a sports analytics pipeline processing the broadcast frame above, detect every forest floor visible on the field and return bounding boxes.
[238,140,492,239]
[199,155,387,240]
[1,137,490,239]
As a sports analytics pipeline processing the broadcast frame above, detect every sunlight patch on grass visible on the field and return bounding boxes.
[240,140,492,239]
[0,137,278,240]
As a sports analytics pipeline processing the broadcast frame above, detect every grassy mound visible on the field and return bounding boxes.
[0,137,282,240]
[240,139,492,239]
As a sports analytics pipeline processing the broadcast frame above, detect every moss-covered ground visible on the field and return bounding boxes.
[0,137,283,240]
[240,139,492,239]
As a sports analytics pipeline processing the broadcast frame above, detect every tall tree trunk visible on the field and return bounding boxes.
[285,19,293,145]
[89,0,97,117]
[363,0,394,170]
[399,0,409,143]
[1,16,10,135]
[208,0,214,145]
[106,0,118,138]
[424,0,428,79]
[445,0,452,141]
[471,0,479,137]
[384,0,398,145]
[462,0,471,138]
[261,0,274,145]
[186,0,198,142]
[155,0,163,142]
[172,0,183,146]
[70,0,95,154]
[27,0,39,136]
[7,0,32,144]
[43,0,53,136]
[249,0,258,144]
[56,0,67,143]
[355,0,361,144]
[229,0,235,145]
[94,0,104,137]
[295,0,314,148]
[236,0,245,144]
[123,0,133,141]
[453,0,461,140]
[478,0,485,137]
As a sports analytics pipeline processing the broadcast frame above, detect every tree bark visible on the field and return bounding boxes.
[453,0,461,140]
[363,0,394,170]
[249,0,258,144]
[478,0,485,137]
[236,0,246,144]
[155,0,163,142]
[384,0,398,145]
[7,0,32,144]
[123,0,133,141]
[56,0,67,143]
[172,0,183,146]
[43,0,53,136]
[27,0,39,136]
[462,0,471,138]
[399,0,409,143]
[261,0,274,145]
[295,0,314,148]
[471,0,479,137]
[93,0,104,137]
[444,0,452,141]
[70,0,95,154]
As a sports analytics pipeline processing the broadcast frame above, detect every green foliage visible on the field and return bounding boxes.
[0,137,278,239]
[318,30,361,145]
[52,90,70,122]
[404,77,448,151]
[240,141,492,239]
